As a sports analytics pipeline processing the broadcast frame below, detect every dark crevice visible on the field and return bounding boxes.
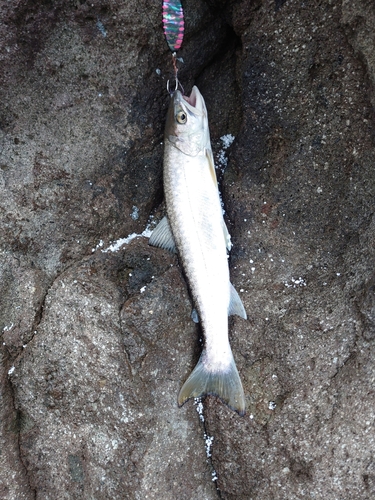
[195,23,243,137]
[4,354,37,499]
[5,264,76,359]
[275,0,287,12]
[3,271,60,498]
[28,284,50,344]
[195,400,223,499]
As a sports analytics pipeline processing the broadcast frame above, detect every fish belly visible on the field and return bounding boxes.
[164,145,231,370]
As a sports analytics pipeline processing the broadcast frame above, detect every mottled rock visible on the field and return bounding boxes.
[11,243,217,499]
[1,0,375,498]
[204,0,375,498]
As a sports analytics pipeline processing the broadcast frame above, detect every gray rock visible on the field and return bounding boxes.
[10,244,216,498]
[1,0,375,498]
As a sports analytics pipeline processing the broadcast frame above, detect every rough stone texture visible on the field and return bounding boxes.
[1,0,375,498]
[207,0,375,499]
[10,244,215,499]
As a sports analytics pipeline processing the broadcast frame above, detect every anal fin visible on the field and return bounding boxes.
[228,283,247,319]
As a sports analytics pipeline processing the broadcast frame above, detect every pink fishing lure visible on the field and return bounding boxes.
[162,0,184,52]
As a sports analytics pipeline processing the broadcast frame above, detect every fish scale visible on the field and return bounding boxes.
[165,148,229,339]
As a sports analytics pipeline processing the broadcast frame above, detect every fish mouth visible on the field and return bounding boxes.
[175,86,205,116]
[183,86,198,107]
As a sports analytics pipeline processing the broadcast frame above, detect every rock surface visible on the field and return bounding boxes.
[1,0,375,498]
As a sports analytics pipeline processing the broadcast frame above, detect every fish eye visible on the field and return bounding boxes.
[176,110,187,124]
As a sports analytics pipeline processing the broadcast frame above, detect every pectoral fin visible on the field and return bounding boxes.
[149,216,177,253]
[228,283,247,319]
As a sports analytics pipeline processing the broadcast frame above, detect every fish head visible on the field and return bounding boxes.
[165,86,210,156]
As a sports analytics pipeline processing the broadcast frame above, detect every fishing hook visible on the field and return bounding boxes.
[166,52,184,95]
[167,77,179,93]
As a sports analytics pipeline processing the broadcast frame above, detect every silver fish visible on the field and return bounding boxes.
[149,86,247,415]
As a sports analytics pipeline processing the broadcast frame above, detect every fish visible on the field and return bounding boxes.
[149,86,247,415]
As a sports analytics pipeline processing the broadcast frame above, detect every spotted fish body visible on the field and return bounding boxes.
[162,0,184,52]
[149,86,247,415]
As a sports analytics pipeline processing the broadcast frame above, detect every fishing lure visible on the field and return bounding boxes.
[162,0,184,53]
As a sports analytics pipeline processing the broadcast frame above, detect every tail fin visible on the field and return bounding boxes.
[178,351,246,416]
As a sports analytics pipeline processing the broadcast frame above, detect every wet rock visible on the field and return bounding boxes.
[341,0,375,107]
[11,243,217,499]
[204,1,375,498]
[0,345,34,499]
[1,0,375,498]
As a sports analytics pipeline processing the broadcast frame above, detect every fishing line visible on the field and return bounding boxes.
[162,0,184,93]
